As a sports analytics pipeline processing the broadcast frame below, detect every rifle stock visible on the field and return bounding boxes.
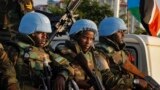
[76,52,105,90]
[122,59,160,89]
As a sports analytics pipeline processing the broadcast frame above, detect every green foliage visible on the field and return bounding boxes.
[77,0,113,24]
[48,5,65,16]
[134,26,147,35]
[48,0,113,24]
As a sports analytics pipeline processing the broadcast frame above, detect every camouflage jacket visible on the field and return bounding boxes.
[7,39,69,90]
[96,38,134,90]
[55,40,106,90]
[0,43,19,90]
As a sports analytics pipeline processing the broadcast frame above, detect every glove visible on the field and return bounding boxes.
[133,79,148,89]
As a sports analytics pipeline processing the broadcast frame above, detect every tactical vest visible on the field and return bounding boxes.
[10,41,52,89]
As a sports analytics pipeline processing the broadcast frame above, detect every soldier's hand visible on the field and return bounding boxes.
[139,79,148,89]
[54,75,66,90]
[134,79,148,89]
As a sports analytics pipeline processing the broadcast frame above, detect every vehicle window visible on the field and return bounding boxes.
[125,46,138,66]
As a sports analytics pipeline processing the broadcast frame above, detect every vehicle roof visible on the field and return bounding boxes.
[124,34,160,46]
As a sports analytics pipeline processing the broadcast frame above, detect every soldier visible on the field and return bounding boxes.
[0,0,34,42]
[55,19,109,90]
[96,17,148,89]
[7,12,69,90]
[0,43,19,90]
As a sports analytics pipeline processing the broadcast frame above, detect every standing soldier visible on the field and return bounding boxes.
[55,19,109,90]
[96,17,148,90]
[7,12,69,90]
[0,43,19,90]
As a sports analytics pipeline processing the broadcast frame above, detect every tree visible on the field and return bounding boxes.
[48,0,113,24]
[48,5,65,16]
[76,0,113,24]
[134,26,147,35]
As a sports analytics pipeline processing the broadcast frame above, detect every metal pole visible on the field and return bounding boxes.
[131,15,135,33]
[114,0,120,17]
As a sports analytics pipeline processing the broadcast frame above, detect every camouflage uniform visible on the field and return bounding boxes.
[7,35,69,90]
[55,40,105,90]
[0,43,19,90]
[96,37,134,90]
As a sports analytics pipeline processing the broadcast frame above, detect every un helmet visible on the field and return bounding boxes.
[99,17,127,36]
[19,12,52,35]
[69,19,98,37]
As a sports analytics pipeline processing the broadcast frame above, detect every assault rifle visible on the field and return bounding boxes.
[45,0,81,46]
[122,59,160,89]
[75,52,105,90]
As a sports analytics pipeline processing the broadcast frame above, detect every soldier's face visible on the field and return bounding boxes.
[78,31,95,52]
[32,32,48,47]
[114,30,125,45]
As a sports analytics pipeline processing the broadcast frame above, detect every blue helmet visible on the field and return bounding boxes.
[19,12,52,35]
[99,17,127,36]
[69,19,98,36]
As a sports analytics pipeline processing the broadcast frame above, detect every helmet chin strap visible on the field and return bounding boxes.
[28,34,36,46]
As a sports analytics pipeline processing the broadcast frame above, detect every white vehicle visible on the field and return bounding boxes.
[124,34,160,84]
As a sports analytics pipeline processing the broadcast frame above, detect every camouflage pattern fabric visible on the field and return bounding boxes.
[55,41,104,90]
[96,38,134,90]
[0,43,20,90]
[7,41,68,90]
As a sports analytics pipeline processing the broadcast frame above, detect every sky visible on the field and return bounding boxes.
[157,0,160,9]
[33,0,48,6]
[33,0,61,6]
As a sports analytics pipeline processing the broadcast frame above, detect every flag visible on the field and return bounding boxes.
[128,0,160,37]
[127,0,141,22]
